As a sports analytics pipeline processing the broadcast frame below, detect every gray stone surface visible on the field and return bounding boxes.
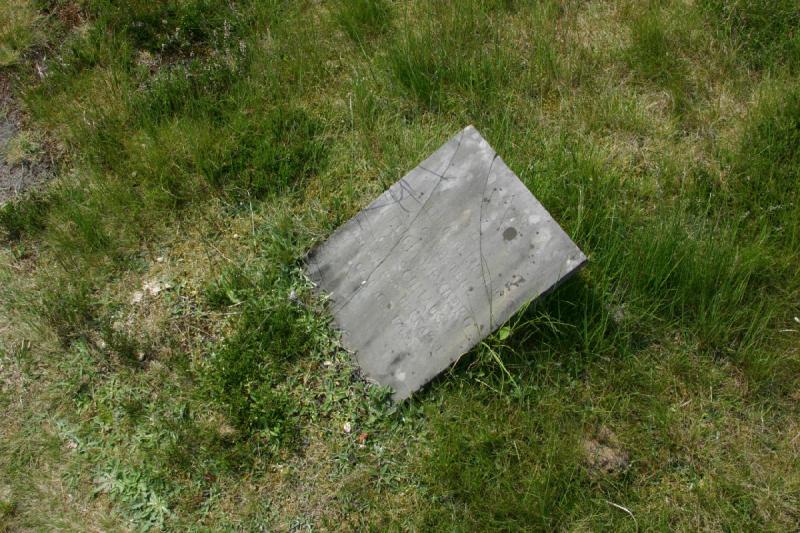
[307,126,586,400]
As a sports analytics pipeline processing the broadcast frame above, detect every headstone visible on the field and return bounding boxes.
[307,126,586,400]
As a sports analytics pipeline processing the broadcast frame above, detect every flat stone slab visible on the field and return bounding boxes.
[307,126,586,400]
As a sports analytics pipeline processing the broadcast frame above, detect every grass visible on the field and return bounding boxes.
[384,2,538,112]
[625,5,694,114]
[333,0,393,44]
[728,84,800,250]
[701,0,800,71]
[0,0,44,67]
[1,0,800,530]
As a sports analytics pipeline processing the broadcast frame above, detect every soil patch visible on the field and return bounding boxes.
[583,427,630,477]
[0,76,51,204]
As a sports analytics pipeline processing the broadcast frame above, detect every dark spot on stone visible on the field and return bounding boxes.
[468,286,474,291]
[389,351,409,368]
[503,227,517,241]
[317,262,333,280]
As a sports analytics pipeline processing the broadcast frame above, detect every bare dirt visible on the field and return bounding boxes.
[0,76,51,205]
[583,427,630,477]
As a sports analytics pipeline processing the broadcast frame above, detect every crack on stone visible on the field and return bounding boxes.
[364,174,435,213]
[497,201,513,231]
[478,153,499,330]
[417,164,451,179]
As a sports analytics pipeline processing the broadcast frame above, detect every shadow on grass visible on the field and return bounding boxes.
[414,273,630,405]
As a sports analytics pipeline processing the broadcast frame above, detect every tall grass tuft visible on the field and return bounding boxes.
[386,3,515,111]
[701,0,800,70]
[0,192,49,241]
[333,0,393,44]
[0,0,44,67]
[206,106,328,198]
[729,87,800,250]
[625,8,692,113]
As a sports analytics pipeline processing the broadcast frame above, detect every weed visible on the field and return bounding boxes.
[204,264,253,309]
[94,462,171,529]
[205,266,318,438]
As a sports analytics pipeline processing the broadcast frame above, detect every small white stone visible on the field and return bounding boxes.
[343,422,352,434]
